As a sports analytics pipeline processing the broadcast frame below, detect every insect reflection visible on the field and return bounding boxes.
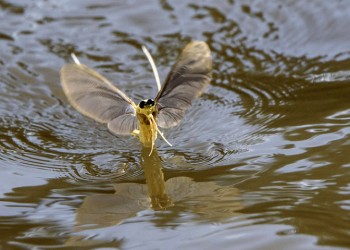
[60,41,212,154]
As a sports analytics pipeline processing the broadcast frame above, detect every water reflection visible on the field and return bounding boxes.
[142,147,173,209]
[61,147,243,247]
[73,147,242,233]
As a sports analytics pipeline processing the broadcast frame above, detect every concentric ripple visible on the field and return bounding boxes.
[0,114,145,182]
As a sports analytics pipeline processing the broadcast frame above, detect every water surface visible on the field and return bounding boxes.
[1,0,350,249]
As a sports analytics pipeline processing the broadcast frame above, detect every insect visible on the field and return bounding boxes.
[60,41,212,154]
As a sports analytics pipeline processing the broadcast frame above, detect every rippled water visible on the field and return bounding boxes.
[1,0,350,249]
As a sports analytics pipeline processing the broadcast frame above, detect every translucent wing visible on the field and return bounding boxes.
[60,63,138,135]
[155,41,212,128]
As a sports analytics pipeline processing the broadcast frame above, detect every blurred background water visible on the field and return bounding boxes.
[0,0,350,249]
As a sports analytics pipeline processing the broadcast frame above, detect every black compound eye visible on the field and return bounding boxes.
[147,99,154,106]
[139,101,146,108]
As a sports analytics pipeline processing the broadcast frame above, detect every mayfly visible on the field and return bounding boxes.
[60,41,212,154]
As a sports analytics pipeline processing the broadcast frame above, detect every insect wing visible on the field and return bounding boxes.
[155,41,212,128]
[60,64,138,135]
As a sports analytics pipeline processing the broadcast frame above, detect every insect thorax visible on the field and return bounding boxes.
[135,99,158,148]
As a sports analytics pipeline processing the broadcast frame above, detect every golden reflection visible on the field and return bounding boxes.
[65,148,242,247]
[141,147,173,209]
[71,148,242,233]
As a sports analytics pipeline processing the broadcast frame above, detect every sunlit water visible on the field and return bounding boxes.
[1,0,350,249]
